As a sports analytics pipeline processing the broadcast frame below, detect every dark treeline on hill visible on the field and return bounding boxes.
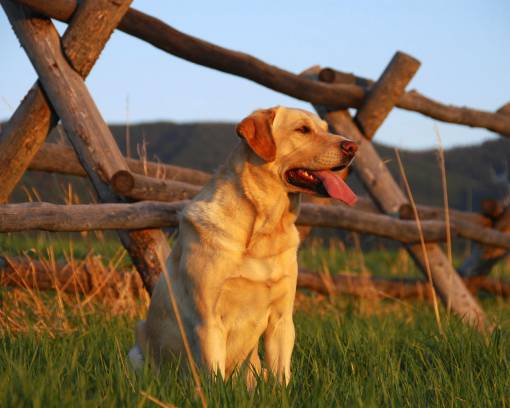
[9,121,510,212]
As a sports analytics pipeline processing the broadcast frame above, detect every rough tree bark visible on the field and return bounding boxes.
[30,143,211,185]
[2,202,510,251]
[2,0,169,293]
[111,170,201,202]
[0,0,132,203]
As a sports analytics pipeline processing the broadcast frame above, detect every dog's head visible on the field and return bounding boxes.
[236,106,358,206]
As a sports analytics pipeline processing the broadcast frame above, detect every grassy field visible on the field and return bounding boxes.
[1,235,510,407]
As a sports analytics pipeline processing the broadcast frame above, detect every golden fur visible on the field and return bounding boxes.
[129,106,356,385]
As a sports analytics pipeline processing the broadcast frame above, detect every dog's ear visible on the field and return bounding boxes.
[236,108,277,162]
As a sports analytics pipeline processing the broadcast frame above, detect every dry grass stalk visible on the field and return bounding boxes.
[394,148,443,334]
[351,232,381,315]
[0,250,149,337]
[140,391,177,408]
[435,127,454,313]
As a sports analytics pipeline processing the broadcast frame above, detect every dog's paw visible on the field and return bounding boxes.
[128,345,144,371]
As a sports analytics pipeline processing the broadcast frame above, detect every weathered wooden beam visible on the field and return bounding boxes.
[2,202,510,252]
[354,52,421,140]
[0,255,145,297]
[0,0,132,203]
[3,2,130,184]
[29,144,494,232]
[16,0,510,137]
[2,0,169,293]
[111,170,201,202]
[303,66,487,329]
[300,203,510,249]
[399,203,491,227]
[0,201,182,232]
[3,256,510,300]
[297,270,510,300]
[30,143,211,186]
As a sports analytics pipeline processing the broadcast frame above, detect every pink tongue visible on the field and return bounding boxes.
[312,170,358,206]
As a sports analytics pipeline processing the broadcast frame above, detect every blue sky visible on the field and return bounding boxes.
[1,0,509,149]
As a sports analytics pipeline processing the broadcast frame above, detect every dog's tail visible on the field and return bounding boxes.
[128,320,147,370]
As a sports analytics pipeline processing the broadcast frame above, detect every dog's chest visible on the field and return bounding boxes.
[216,244,298,330]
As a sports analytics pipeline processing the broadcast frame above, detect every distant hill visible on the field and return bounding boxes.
[10,121,510,211]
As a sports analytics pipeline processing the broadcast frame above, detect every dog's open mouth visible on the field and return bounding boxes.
[285,167,357,206]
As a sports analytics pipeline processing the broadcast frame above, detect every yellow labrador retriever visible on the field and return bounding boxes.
[129,106,358,384]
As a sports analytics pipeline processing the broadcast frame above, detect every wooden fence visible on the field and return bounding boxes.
[2,0,510,331]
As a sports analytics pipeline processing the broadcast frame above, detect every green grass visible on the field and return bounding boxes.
[1,235,510,406]
[1,297,509,407]
[0,232,125,261]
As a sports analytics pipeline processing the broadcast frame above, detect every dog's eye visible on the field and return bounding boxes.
[296,125,311,134]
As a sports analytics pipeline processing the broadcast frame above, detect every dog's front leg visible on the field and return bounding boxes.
[263,312,295,384]
[194,322,227,378]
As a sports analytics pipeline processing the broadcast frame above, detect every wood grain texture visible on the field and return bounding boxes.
[2,0,170,293]
[3,256,510,300]
[30,143,211,186]
[0,201,182,231]
[3,1,129,183]
[16,0,510,137]
[1,202,509,252]
[31,143,493,232]
[0,0,131,203]
[354,51,420,140]
[297,270,510,300]
[111,170,201,202]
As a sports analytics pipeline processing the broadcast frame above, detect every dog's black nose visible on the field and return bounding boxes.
[340,140,358,156]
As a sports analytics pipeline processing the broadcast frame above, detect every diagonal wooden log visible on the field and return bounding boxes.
[354,52,420,140]
[337,51,420,179]
[2,0,169,293]
[303,65,486,329]
[0,0,132,203]
[458,105,510,277]
[16,0,510,137]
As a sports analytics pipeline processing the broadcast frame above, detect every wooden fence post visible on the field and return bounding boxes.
[2,0,169,293]
[354,52,420,140]
[0,0,131,203]
[303,56,486,329]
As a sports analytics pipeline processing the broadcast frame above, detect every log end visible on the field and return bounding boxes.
[318,67,336,83]
[392,51,422,71]
[481,199,504,219]
[399,203,414,220]
[111,170,135,194]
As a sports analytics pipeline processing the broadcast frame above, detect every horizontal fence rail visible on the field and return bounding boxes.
[1,201,510,250]
[17,0,510,137]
